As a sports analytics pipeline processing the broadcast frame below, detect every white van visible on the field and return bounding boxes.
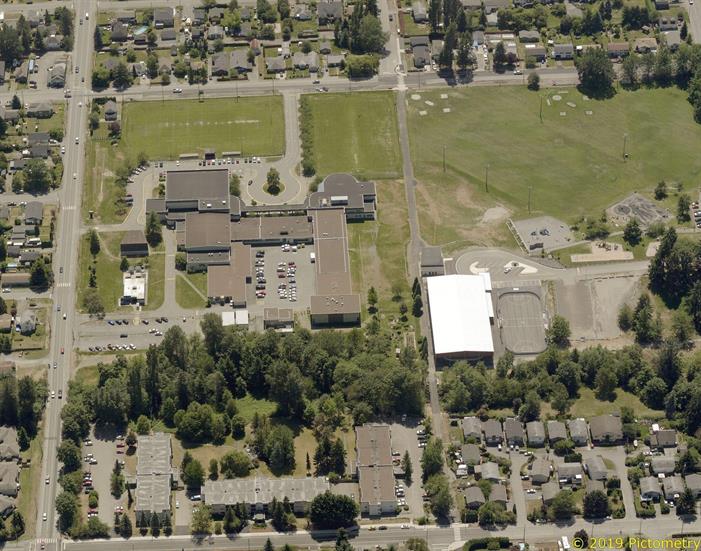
[310,252,316,263]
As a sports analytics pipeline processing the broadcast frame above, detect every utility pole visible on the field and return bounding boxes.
[623,133,628,160]
[442,145,446,172]
[528,186,532,214]
[539,95,543,123]
[485,163,490,193]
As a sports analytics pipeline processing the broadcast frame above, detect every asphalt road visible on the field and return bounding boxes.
[34,0,95,544]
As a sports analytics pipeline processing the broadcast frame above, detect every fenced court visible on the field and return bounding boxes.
[497,288,547,355]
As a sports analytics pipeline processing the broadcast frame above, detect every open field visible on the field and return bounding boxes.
[16,424,44,540]
[408,87,701,252]
[570,387,665,419]
[306,92,402,179]
[82,133,129,225]
[175,272,207,309]
[348,180,410,312]
[143,243,165,311]
[120,96,285,160]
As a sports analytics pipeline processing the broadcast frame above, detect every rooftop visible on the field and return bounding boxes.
[166,169,229,204]
[203,477,329,506]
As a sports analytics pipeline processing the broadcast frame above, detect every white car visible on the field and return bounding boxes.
[73,173,77,179]
[75,137,79,144]
[173,88,183,94]
[42,512,47,521]
[50,391,55,399]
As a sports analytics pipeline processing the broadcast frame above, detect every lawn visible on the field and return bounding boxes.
[570,387,665,420]
[175,272,207,309]
[16,424,44,540]
[305,91,402,179]
[120,96,285,160]
[82,134,130,224]
[77,231,125,313]
[408,86,701,252]
[348,180,411,312]
[143,242,165,311]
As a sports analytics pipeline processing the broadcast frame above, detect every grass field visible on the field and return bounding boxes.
[305,92,402,179]
[175,272,207,309]
[82,136,129,225]
[408,87,701,252]
[16,425,44,540]
[348,180,411,312]
[120,96,285,160]
[570,387,664,419]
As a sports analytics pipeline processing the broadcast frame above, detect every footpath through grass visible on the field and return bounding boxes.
[120,96,285,160]
[305,91,402,179]
[408,86,701,250]
[175,272,207,309]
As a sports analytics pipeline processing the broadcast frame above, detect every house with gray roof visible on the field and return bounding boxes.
[412,1,428,22]
[464,485,486,508]
[519,30,540,42]
[104,100,118,122]
[504,418,525,446]
[25,202,43,225]
[266,56,286,73]
[530,458,551,484]
[557,463,584,486]
[484,0,510,12]
[0,495,15,517]
[650,456,676,475]
[154,7,175,28]
[547,420,567,444]
[479,462,502,482]
[27,103,54,119]
[650,429,677,449]
[461,443,481,467]
[0,463,19,497]
[462,416,482,442]
[212,52,232,76]
[589,415,623,445]
[48,63,66,88]
[413,45,430,68]
[568,418,589,446]
[111,22,128,42]
[232,50,252,73]
[685,474,701,498]
[663,30,681,50]
[586,479,605,494]
[542,481,560,505]
[319,41,332,54]
[663,476,685,501]
[489,483,507,504]
[482,419,502,446]
[640,476,662,501]
[526,421,545,447]
[0,427,19,461]
[585,455,608,481]
[318,0,344,24]
[552,42,574,59]
[327,54,345,67]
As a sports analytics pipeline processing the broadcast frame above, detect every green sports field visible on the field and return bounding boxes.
[306,91,402,179]
[120,96,285,160]
[408,86,701,250]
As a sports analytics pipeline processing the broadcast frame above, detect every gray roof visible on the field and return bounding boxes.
[482,419,502,442]
[547,420,567,442]
[203,477,329,507]
[464,485,486,506]
[557,462,584,479]
[651,429,677,448]
[585,455,608,480]
[519,30,540,42]
[663,475,685,498]
[530,458,551,481]
[0,427,19,461]
[526,420,545,442]
[135,474,171,515]
[504,418,525,443]
[685,473,701,492]
[318,0,343,20]
[479,461,501,481]
[121,229,148,247]
[462,416,482,440]
[166,169,229,204]
[542,481,560,503]
[567,418,589,443]
[650,456,676,474]
[422,246,444,269]
[489,483,507,503]
[25,201,43,221]
[0,462,19,497]
[461,443,481,465]
[266,56,286,72]
[136,433,173,477]
[553,42,574,54]
[640,476,662,496]
[28,132,50,145]
[154,7,174,25]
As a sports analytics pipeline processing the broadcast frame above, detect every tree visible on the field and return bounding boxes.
[219,450,252,478]
[309,491,358,529]
[83,288,104,315]
[120,257,129,272]
[11,95,20,110]
[56,491,79,532]
[672,309,694,346]
[367,286,378,312]
[150,511,161,536]
[576,48,615,98]
[120,514,133,538]
[618,303,633,331]
[421,437,443,481]
[547,315,570,347]
[402,450,413,484]
[191,504,213,534]
[266,168,282,195]
[267,425,296,473]
[548,490,576,520]
[412,295,423,317]
[24,158,52,194]
[182,457,205,488]
[428,0,442,32]
[230,173,241,196]
[456,33,474,71]
[527,72,540,91]
[656,341,681,387]
[595,367,617,400]
[493,42,507,66]
[678,194,692,223]
[654,181,668,200]
[623,218,642,246]
[94,26,103,50]
[677,487,696,515]
[29,257,52,289]
[145,211,162,247]
[574,530,589,549]
[135,415,151,435]
[57,440,82,472]
[113,62,132,89]
[0,25,22,66]
[519,390,541,421]
[582,490,610,518]
[89,230,100,256]
[208,459,219,480]
[425,474,452,518]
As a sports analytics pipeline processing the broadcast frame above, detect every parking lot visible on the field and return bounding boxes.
[83,425,126,528]
[247,244,317,317]
[389,421,425,519]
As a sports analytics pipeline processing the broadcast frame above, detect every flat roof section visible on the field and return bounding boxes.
[185,212,231,250]
[426,275,494,356]
[356,424,393,466]
[312,208,352,296]
[166,169,229,202]
[207,243,252,301]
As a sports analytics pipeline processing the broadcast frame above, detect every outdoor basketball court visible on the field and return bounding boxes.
[496,287,547,355]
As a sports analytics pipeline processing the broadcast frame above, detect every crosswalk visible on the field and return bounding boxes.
[55,283,71,288]
[30,538,58,551]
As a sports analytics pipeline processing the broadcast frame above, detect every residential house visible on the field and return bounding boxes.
[18,312,36,335]
[640,476,662,501]
[461,444,481,467]
[663,30,682,50]
[663,476,685,501]
[266,56,286,73]
[231,50,252,73]
[29,145,49,159]
[409,35,430,48]
[27,132,49,146]
[26,103,54,119]
[192,7,206,24]
[154,7,175,28]
[542,481,560,505]
[0,314,12,333]
[526,421,545,447]
[0,463,19,497]
[586,479,605,495]
[318,0,344,24]
[482,419,502,446]
[212,52,232,76]
[294,5,313,20]
[209,7,226,23]
[685,474,701,499]
[0,107,20,124]
[0,495,15,518]
[635,37,658,53]
[413,45,430,68]
[104,100,118,121]
[530,458,551,484]
[557,463,584,486]
[584,455,608,481]
[462,416,482,442]
[208,25,225,40]
[319,41,332,54]
[327,54,344,67]
[519,30,540,42]
[589,414,623,445]
[111,22,128,42]
[0,427,19,461]
[523,43,547,62]
[240,7,253,21]
[25,202,43,225]
[161,28,176,41]
[547,420,567,444]
[0,60,6,84]
[412,1,428,22]
[45,35,62,51]
[293,52,319,71]
[655,0,670,8]
[431,40,444,61]
[552,42,574,59]
[472,30,485,47]
[484,0,510,12]
[650,429,677,449]
[658,16,677,31]
[504,418,525,446]
[464,485,486,509]
[650,456,675,475]
[478,461,502,482]
[489,484,508,505]
[115,10,137,23]
[48,63,66,88]
[607,42,630,58]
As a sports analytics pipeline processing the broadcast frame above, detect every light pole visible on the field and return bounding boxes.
[442,145,446,172]
[623,133,628,160]
[485,163,490,193]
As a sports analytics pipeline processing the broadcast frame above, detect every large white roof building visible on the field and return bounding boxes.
[426,274,494,360]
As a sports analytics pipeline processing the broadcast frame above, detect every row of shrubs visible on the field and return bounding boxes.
[299,95,315,177]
